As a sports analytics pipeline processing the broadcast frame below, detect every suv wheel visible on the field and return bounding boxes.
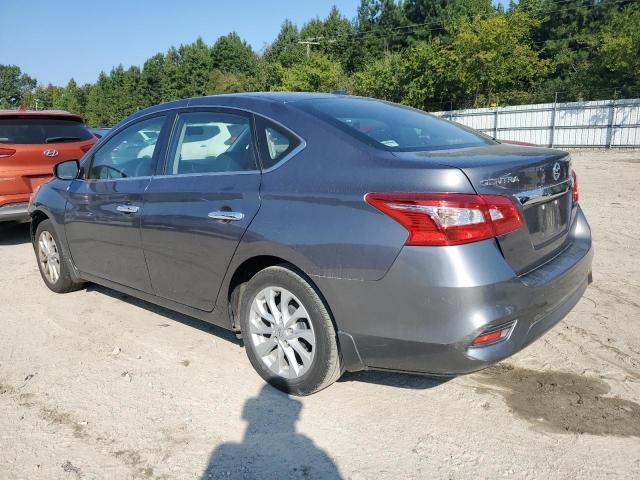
[239,265,342,395]
[34,220,85,293]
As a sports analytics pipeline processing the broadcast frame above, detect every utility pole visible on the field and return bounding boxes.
[298,39,320,58]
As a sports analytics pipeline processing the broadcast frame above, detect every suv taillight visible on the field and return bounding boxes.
[571,170,579,204]
[365,192,523,246]
[0,148,16,158]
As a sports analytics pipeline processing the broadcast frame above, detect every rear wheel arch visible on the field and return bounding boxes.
[237,263,343,394]
[226,255,336,334]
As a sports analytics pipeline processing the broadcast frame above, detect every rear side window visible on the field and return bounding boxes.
[294,98,492,151]
[255,118,301,170]
[0,117,94,144]
[265,128,290,160]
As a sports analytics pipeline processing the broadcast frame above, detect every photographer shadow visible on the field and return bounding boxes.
[201,384,342,479]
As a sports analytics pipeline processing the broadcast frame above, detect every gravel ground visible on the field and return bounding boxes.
[0,150,639,480]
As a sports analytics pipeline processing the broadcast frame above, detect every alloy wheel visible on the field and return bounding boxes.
[38,231,61,284]
[248,286,316,379]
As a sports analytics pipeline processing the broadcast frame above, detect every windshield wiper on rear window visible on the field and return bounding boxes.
[45,136,82,143]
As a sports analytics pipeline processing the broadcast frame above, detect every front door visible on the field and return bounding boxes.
[64,115,168,292]
[140,110,261,310]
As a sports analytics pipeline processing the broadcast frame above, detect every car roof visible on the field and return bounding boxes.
[125,92,347,126]
[198,92,340,103]
[0,109,82,120]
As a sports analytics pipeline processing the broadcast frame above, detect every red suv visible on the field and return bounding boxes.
[0,109,96,222]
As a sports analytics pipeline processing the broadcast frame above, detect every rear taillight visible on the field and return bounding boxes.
[80,144,93,153]
[571,170,579,204]
[364,192,523,246]
[0,148,16,158]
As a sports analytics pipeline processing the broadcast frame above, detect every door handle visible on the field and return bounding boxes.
[117,205,140,214]
[208,211,244,222]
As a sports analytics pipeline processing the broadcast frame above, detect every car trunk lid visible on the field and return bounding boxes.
[393,145,575,274]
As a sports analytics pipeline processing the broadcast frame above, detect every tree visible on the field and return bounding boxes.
[403,0,494,42]
[347,0,406,72]
[10,1,640,124]
[84,72,112,126]
[176,38,213,98]
[594,3,640,96]
[438,11,551,107]
[161,47,181,102]
[0,65,37,108]
[401,41,441,109]
[207,69,256,94]
[62,78,83,115]
[516,0,633,100]
[264,20,305,68]
[141,53,165,107]
[276,53,346,92]
[352,52,406,103]
[299,6,355,68]
[211,33,258,75]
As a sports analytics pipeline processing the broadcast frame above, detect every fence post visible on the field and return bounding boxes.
[493,109,499,139]
[606,100,616,148]
[549,92,558,148]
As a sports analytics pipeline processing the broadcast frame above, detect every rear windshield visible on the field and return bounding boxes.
[294,97,492,151]
[0,117,94,145]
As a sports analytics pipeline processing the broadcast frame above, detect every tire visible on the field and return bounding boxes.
[34,220,85,293]
[239,265,342,395]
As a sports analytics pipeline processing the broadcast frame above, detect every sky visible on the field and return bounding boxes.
[1,0,361,86]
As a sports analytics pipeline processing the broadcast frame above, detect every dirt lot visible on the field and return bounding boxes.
[1,150,639,480]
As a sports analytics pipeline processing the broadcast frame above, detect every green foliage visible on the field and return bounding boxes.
[275,53,346,92]
[352,52,406,103]
[264,20,305,68]
[211,32,259,75]
[439,11,552,107]
[3,1,639,126]
[595,3,640,95]
[0,65,36,108]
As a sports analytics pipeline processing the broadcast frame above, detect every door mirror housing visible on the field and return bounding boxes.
[54,160,80,180]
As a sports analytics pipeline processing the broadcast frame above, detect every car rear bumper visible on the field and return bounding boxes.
[0,201,30,222]
[315,206,593,374]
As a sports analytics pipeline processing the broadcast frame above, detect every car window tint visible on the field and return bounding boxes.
[87,116,165,180]
[265,127,290,160]
[257,122,300,170]
[294,97,492,152]
[167,112,256,175]
[0,117,94,144]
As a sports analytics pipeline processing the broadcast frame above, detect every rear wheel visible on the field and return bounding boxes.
[239,265,342,395]
[34,220,85,293]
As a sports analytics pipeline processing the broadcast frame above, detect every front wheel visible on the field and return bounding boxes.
[34,220,85,293]
[239,265,342,396]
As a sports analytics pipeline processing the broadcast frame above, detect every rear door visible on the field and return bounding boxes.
[64,115,169,292]
[140,109,261,310]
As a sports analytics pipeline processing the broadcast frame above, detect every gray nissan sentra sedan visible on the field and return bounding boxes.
[29,93,593,395]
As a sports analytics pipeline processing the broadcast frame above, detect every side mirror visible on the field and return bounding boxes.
[54,160,80,180]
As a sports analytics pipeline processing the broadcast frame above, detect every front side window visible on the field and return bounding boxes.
[87,116,165,180]
[166,111,256,175]
[294,97,493,152]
